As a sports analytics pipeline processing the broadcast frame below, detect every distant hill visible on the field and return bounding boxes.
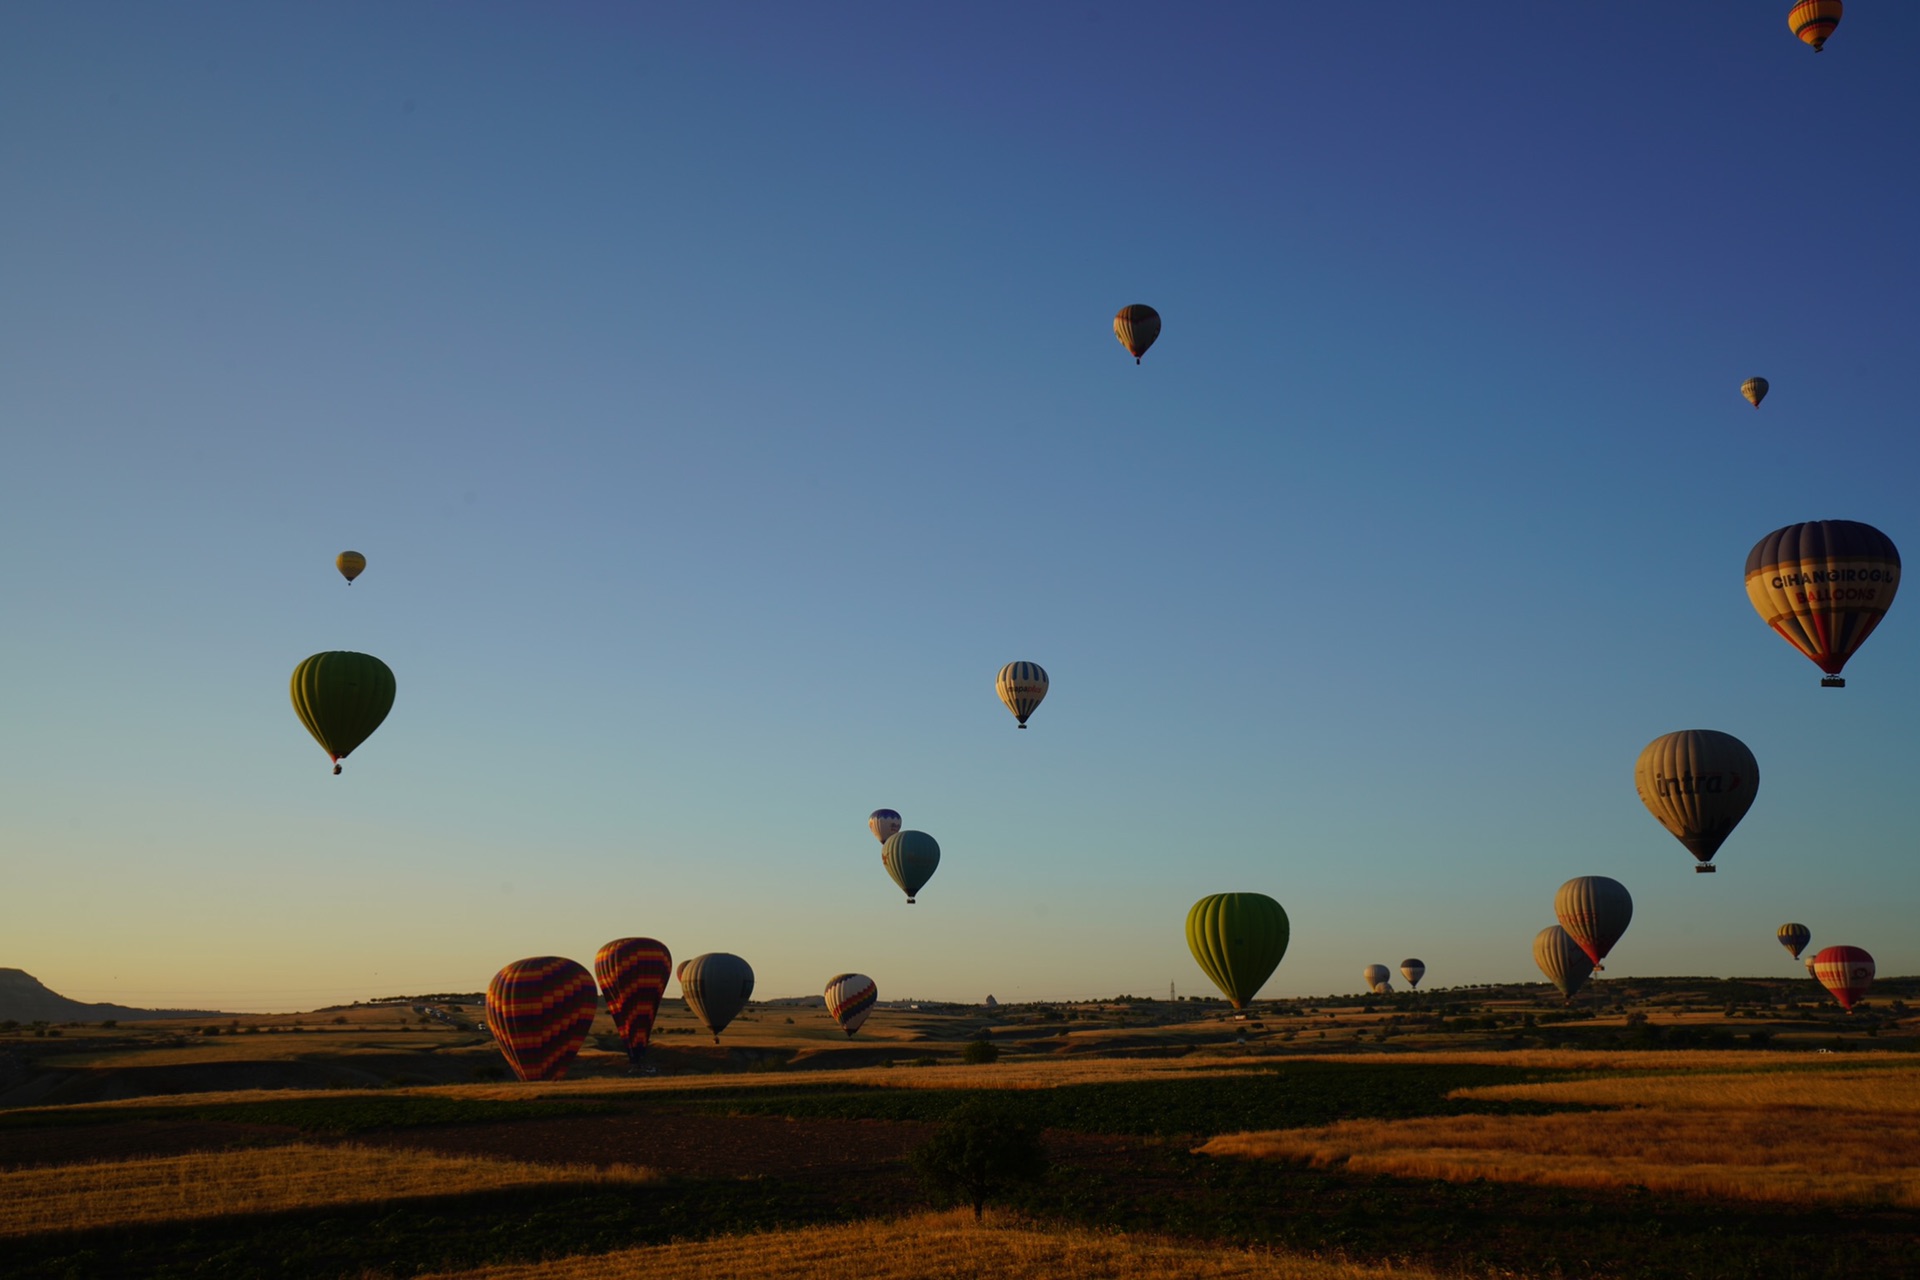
[0,969,227,1023]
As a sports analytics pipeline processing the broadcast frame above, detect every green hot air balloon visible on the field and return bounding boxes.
[882,830,941,904]
[290,651,395,775]
[678,952,755,1043]
[1185,893,1289,1010]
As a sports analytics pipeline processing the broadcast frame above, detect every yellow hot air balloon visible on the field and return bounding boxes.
[1745,520,1900,688]
[996,662,1049,728]
[1113,304,1161,364]
[336,551,367,584]
[1633,730,1759,873]
[1741,377,1768,408]
[1788,0,1841,52]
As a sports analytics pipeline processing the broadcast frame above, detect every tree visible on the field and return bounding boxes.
[961,1037,1000,1065]
[910,1100,1048,1220]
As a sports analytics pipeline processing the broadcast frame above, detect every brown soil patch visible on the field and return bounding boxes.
[0,1120,296,1171]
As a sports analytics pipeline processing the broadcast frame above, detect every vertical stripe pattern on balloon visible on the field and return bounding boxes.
[996,661,1050,726]
[1744,521,1899,681]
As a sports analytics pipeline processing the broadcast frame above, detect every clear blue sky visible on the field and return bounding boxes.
[4,4,1915,1011]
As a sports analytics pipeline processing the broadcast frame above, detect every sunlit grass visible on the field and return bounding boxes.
[0,1144,657,1238]
[1455,1064,1920,1111]
[419,1209,1446,1280]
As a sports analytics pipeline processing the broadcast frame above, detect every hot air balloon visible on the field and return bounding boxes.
[290,651,395,775]
[1633,730,1759,873]
[1789,0,1841,51]
[1534,926,1595,1002]
[1400,959,1426,989]
[1113,304,1161,364]
[1362,964,1391,994]
[1740,378,1769,409]
[881,830,940,903]
[1804,954,1818,977]
[1811,944,1873,1011]
[1555,876,1632,970]
[1186,893,1289,1010]
[336,550,367,584]
[824,972,877,1037]
[868,809,902,845]
[679,952,755,1043]
[594,937,672,1063]
[996,662,1049,728]
[1777,922,1812,960]
[1746,520,1899,688]
[485,957,598,1082]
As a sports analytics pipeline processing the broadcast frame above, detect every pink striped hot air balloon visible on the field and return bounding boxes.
[1811,944,1874,1011]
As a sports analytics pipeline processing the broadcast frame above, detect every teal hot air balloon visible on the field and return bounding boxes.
[1185,893,1289,1009]
[290,651,395,775]
[881,830,941,904]
[678,952,755,1043]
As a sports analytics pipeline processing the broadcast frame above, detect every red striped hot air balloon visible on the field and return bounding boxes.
[1788,0,1841,52]
[1812,944,1873,1011]
[1554,876,1633,970]
[594,938,672,1063]
[485,957,598,1082]
[1745,520,1900,688]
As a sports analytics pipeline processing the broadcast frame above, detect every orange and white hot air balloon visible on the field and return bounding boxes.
[1741,377,1768,408]
[1811,944,1873,1010]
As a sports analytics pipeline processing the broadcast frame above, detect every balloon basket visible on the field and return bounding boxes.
[1821,677,1846,688]
[1695,865,1717,873]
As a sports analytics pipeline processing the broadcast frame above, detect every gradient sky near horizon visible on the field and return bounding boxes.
[4,4,1917,1012]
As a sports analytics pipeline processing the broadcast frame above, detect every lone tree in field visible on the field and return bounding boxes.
[910,1099,1048,1220]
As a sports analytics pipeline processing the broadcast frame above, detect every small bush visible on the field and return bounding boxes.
[911,1099,1049,1220]
[961,1038,1000,1065]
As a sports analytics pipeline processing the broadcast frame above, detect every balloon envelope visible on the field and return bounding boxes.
[824,972,878,1037]
[290,651,395,774]
[1113,304,1161,363]
[996,662,1049,727]
[1745,520,1899,686]
[1400,959,1426,988]
[1812,944,1873,1011]
[1633,730,1759,871]
[1777,923,1811,960]
[1534,926,1595,1001]
[679,952,755,1042]
[1740,377,1768,408]
[1789,0,1841,51]
[868,809,902,845]
[1186,893,1290,1010]
[881,830,941,903]
[1362,964,1391,994]
[1555,876,1632,968]
[486,957,598,1082]
[594,937,672,1062]
[336,550,366,583]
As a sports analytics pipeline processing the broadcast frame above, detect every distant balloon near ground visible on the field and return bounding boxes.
[996,662,1049,728]
[1186,893,1289,1010]
[594,937,672,1062]
[1113,304,1161,363]
[881,830,941,903]
[1362,964,1391,994]
[1812,945,1873,1011]
[1555,876,1632,970]
[1740,377,1768,408]
[336,550,366,583]
[679,952,755,1043]
[1633,730,1758,873]
[1534,926,1595,1001]
[289,651,395,775]
[1400,959,1426,989]
[1777,923,1811,960]
[824,973,877,1037]
[486,957,597,1082]
[1745,520,1899,688]
[868,809,902,845]
[1788,0,1841,52]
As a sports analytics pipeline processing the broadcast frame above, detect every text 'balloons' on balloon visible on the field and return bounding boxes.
[1745,520,1899,688]
[1400,959,1426,989]
[1741,377,1769,409]
[290,651,395,775]
[825,973,878,1037]
[868,809,902,846]
[1362,964,1391,995]
[996,662,1049,728]
[1534,926,1595,1002]
[1789,0,1841,51]
[336,550,366,583]
[1777,923,1812,960]
[594,937,672,1063]
[680,952,754,1042]
[882,830,941,903]
[486,957,598,1082]
[1186,893,1289,1010]
[1812,945,1873,1011]
[1113,304,1161,364]
[1633,730,1759,873]
[1555,876,1632,970]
